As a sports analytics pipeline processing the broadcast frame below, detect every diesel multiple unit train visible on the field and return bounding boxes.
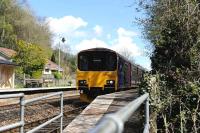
[76,48,145,101]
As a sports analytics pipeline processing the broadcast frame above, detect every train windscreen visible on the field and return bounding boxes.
[78,51,117,71]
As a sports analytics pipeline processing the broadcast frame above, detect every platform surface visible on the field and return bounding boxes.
[63,89,141,133]
[0,86,76,94]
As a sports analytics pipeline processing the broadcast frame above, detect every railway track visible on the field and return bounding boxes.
[0,96,80,123]
[26,103,88,133]
[0,90,79,107]
[0,92,88,133]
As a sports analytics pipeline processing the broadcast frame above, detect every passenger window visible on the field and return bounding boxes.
[79,55,88,70]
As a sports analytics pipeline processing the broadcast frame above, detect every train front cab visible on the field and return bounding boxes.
[77,70,118,97]
[76,49,118,101]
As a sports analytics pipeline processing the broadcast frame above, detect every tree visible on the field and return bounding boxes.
[140,0,200,75]
[139,0,200,132]
[0,0,52,57]
[51,53,56,63]
[119,48,135,64]
[0,0,17,49]
[14,40,47,78]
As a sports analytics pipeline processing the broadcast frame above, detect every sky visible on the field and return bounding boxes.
[27,0,151,70]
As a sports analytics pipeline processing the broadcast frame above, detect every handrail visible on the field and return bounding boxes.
[0,92,63,133]
[0,122,24,132]
[26,92,64,133]
[24,91,63,105]
[0,93,24,133]
[0,93,24,98]
[27,114,62,133]
[88,93,149,133]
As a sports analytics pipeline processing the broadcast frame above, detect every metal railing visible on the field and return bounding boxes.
[88,93,149,133]
[25,92,63,133]
[0,93,25,132]
[0,92,63,133]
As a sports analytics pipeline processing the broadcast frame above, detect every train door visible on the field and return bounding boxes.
[118,58,131,88]
[118,58,124,88]
[124,63,131,87]
[124,63,128,87]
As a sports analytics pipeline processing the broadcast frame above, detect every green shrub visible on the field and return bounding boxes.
[54,72,62,79]
[32,70,42,79]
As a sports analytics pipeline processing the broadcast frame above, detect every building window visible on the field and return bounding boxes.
[45,69,50,73]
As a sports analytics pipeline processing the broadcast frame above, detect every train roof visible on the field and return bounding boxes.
[78,47,117,54]
[136,64,148,72]
[78,48,130,63]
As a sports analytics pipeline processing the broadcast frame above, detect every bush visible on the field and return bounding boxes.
[140,72,200,132]
[54,72,62,79]
[32,70,42,79]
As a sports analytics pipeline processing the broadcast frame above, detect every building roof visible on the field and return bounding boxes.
[0,59,16,66]
[0,47,16,58]
[0,47,63,70]
[45,60,63,71]
[0,47,16,66]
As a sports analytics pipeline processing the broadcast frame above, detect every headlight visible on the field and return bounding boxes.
[110,80,114,84]
[79,80,87,85]
[106,80,114,85]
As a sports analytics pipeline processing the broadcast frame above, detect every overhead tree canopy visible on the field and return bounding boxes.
[0,0,55,78]
[140,0,200,82]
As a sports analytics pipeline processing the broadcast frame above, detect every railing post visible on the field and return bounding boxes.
[60,92,63,133]
[144,96,149,133]
[20,95,25,133]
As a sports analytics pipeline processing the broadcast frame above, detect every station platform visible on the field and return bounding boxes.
[63,89,143,133]
[0,86,76,95]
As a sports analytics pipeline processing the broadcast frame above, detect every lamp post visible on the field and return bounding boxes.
[58,41,60,74]
[58,37,66,73]
[58,37,65,86]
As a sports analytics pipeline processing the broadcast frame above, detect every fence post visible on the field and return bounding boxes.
[20,96,25,133]
[60,92,63,133]
[144,96,149,133]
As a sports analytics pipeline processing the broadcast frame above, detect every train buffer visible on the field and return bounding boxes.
[63,89,149,133]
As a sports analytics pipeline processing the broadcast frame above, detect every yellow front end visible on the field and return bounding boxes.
[76,70,118,90]
[77,70,118,102]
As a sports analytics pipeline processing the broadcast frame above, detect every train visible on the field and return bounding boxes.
[76,48,146,102]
